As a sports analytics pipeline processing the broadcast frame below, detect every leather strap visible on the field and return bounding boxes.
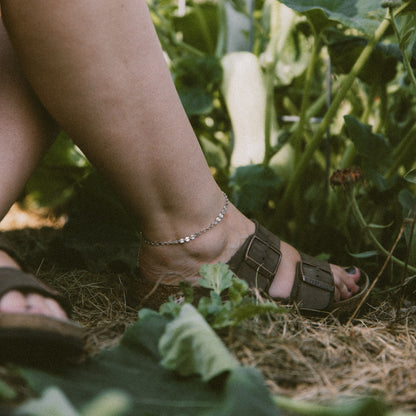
[290,252,334,310]
[0,268,71,315]
[227,221,336,311]
[0,234,71,315]
[227,220,282,291]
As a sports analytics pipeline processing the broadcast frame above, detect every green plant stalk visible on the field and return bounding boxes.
[277,10,393,218]
[263,1,281,165]
[375,83,388,133]
[362,83,377,125]
[263,46,277,165]
[389,5,416,93]
[386,122,416,178]
[151,9,206,57]
[339,84,377,169]
[348,187,416,273]
[215,0,227,58]
[291,28,320,162]
[340,142,356,169]
[193,3,215,54]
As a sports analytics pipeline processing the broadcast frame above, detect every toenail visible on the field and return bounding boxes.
[345,266,357,274]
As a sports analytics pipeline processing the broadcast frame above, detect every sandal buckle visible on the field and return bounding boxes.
[300,261,333,292]
[245,235,281,279]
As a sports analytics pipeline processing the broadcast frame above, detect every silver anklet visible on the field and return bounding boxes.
[142,192,229,246]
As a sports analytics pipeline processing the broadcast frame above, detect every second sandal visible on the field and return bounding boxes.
[227,220,370,317]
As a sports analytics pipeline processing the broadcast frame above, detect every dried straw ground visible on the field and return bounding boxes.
[1,204,416,412]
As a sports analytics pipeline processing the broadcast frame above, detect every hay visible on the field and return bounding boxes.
[1,205,416,412]
[224,302,416,411]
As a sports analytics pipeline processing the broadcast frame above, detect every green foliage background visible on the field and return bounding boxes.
[23,0,416,287]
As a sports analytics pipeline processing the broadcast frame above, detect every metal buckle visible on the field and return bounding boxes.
[245,235,281,278]
[300,261,333,292]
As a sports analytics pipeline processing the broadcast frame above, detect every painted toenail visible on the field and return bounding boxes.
[345,266,357,274]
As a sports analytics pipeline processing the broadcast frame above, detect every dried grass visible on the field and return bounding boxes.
[224,301,416,411]
[1,205,416,412]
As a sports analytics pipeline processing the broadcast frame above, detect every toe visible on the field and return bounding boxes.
[0,290,68,320]
[45,297,68,320]
[26,293,68,319]
[0,290,27,313]
[331,265,360,301]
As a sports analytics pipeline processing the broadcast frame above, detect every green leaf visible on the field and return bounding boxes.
[404,168,416,183]
[80,390,131,416]
[20,309,277,415]
[348,250,379,258]
[399,189,416,214]
[274,395,388,416]
[398,189,416,265]
[204,367,279,416]
[19,388,131,416]
[198,263,235,295]
[16,387,79,416]
[344,115,393,172]
[159,304,238,381]
[229,164,282,216]
[25,131,91,209]
[278,0,385,35]
[367,222,394,229]
[326,29,399,85]
[0,379,17,401]
[56,172,140,273]
[178,87,214,116]
[173,55,222,116]
[211,302,287,329]
[172,3,218,54]
[228,277,249,306]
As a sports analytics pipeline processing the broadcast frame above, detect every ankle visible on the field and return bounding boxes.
[139,204,254,285]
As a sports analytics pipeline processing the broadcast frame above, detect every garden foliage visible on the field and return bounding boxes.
[12,0,416,414]
[24,0,416,285]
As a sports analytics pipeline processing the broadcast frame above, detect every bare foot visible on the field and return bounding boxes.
[0,250,68,320]
[139,203,361,302]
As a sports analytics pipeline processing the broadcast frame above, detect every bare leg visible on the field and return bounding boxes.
[0,20,66,319]
[1,0,360,301]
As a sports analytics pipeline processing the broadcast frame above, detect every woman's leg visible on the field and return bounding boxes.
[0,20,66,319]
[1,0,360,301]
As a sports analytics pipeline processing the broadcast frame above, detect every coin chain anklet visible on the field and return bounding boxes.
[142,192,229,246]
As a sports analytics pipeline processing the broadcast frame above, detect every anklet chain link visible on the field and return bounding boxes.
[142,192,229,246]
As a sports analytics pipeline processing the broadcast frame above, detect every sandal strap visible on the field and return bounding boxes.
[0,268,72,316]
[0,235,73,316]
[227,220,282,291]
[227,221,336,311]
[290,253,335,310]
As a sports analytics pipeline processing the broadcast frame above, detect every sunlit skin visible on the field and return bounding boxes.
[0,0,360,320]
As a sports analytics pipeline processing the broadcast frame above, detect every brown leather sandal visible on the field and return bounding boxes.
[227,220,370,317]
[0,236,84,366]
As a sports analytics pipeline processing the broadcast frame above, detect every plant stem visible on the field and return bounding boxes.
[215,0,227,58]
[263,1,280,165]
[386,122,416,178]
[277,10,392,218]
[348,187,416,273]
[291,28,320,162]
[389,5,416,93]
